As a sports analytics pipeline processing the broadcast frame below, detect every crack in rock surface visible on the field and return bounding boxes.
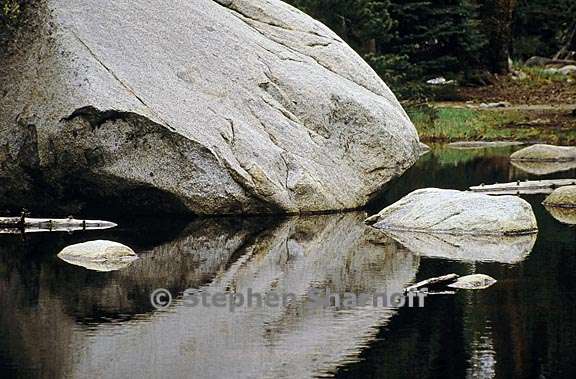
[0,0,419,215]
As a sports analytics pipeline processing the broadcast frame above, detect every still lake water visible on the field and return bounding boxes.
[1,145,575,378]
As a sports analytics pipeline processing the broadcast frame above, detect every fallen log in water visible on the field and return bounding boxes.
[405,273,498,292]
[0,216,117,234]
[405,274,459,293]
[470,179,576,195]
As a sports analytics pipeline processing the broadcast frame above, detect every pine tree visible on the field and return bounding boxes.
[476,0,517,74]
[512,0,576,60]
[286,0,394,55]
[386,0,486,80]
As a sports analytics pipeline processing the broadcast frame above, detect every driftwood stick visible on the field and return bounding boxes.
[471,179,576,195]
[0,216,117,233]
[405,274,460,293]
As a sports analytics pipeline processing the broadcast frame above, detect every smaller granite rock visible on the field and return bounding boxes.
[58,240,138,272]
[448,141,523,149]
[559,65,576,75]
[543,185,576,208]
[447,274,497,290]
[511,144,576,162]
[365,188,538,236]
[525,56,553,67]
[479,101,511,109]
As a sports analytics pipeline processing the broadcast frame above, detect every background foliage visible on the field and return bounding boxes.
[286,0,576,98]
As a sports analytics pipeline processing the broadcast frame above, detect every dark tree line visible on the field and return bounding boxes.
[3,1,575,95]
[286,0,576,92]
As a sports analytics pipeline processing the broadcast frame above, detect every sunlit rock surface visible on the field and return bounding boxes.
[0,0,419,215]
[57,240,138,272]
[366,188,538,236]
[510,144,576,162]
[543,185,576,208]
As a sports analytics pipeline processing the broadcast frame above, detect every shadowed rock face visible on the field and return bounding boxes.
[0,213,419,378]
[0,0,419,215]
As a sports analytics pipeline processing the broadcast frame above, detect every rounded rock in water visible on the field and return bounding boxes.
[58,240,138,272]
[543,185,576,208]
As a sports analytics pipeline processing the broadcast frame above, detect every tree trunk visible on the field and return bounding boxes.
[364,38,377,54]
[555,22,576,60]
[481,0,517,74]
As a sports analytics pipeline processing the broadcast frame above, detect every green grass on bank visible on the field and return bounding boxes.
[514,64,573,87]
[407,107,576,144]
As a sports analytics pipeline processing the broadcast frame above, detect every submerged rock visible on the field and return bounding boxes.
[510,144,576,162]
[366,188,538,236]
[447,274,497,290]
[543,186,576,208]
[58,240,138,272]
[0,0,419,215]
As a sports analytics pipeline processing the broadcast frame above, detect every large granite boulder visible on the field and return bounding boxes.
[0,0,419,215]
[510,144,576,162]
[366,188,538,235]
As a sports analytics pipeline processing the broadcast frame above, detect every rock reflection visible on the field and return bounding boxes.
[0,217,269,377]
[57,255,137,272]
[545,206,576,225]
[511,160,576,176]
[59,218,271,318]
[0,213,419,378]
[381,230,537,264]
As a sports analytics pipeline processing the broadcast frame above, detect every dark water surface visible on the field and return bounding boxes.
[1,145,575,378]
